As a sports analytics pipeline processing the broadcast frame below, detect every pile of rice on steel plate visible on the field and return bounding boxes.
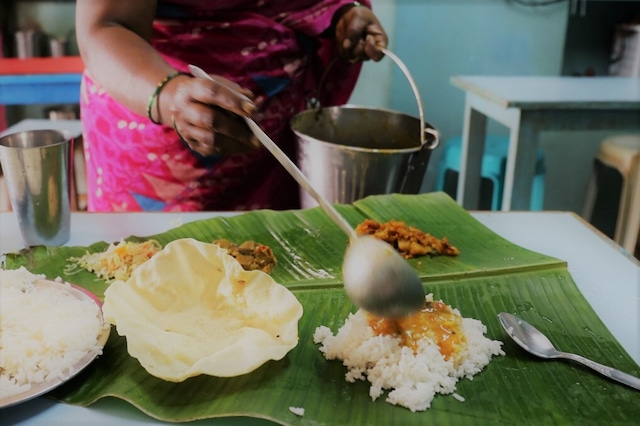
[313,294,504,412]
[0,267,105,399]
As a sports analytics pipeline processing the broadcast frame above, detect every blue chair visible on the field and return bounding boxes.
[435,135,545,211]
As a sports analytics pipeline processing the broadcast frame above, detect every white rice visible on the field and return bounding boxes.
[289,406,305,416]
[313,295,504,412]
[452,392,466,402]
[0,267,105,400]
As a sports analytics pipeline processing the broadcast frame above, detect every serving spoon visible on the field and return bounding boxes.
[188,64,425,318]
[498,312,640,391]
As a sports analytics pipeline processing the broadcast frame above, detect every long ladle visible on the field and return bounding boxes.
[188,64,425,318]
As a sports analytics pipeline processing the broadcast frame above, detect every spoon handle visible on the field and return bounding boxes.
[243,118,357,240]
[560,352,640,391]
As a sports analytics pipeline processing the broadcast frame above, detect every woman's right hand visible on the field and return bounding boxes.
[76,0,260,157]
[161,73,260,157]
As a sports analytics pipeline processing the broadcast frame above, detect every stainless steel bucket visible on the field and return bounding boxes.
[291,49,439,208]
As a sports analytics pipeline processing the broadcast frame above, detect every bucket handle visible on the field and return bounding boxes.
[311,48,439,150]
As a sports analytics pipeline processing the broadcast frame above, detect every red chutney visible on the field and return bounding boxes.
[367,301,466,359]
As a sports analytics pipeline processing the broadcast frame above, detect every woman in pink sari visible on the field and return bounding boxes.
[75,0,387,212]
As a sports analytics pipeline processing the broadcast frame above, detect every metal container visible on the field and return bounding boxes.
[0,130,74,246]
[14,30,49,58]
[291,49,439,208]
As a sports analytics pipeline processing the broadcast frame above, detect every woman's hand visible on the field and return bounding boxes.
[334,3,388,62]
[160,73,260,157]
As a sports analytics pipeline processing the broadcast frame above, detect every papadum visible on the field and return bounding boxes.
[102,238,303,382]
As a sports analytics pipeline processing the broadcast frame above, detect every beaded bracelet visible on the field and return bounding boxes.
[146,71,187,125]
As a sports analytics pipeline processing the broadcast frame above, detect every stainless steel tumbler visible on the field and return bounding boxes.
[0,129,73,247]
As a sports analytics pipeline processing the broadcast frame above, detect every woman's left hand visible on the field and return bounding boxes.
[334,3,388,62]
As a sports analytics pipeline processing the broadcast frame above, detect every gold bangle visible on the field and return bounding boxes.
[147,71,186,125]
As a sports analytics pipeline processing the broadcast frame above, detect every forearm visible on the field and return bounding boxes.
[76,0,179,122]
[79,25,177,120]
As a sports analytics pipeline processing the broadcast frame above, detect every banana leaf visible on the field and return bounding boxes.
[3,192,639,425]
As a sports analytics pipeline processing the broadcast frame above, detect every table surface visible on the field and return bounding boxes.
[1,210,638,425]
[450,75,640,109]
[0,119,83,138]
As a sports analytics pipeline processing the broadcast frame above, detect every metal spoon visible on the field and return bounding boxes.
[188,64,425,318]
[498,312,640,391]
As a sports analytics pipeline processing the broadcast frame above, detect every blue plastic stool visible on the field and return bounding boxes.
[435,135,546,211]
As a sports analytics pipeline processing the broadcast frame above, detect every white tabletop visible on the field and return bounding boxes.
[1,210,639,425]
[0,119,83,138]
[450,75,640,109]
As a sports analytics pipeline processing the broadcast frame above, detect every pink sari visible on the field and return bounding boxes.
[80,0,367,212]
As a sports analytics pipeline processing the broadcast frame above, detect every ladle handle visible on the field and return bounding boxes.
[244,118,358,241]
[188,64,356,240]
[560,351,640,391]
